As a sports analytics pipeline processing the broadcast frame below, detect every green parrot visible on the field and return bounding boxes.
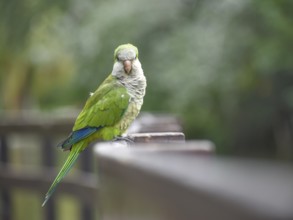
[42,43,146,206]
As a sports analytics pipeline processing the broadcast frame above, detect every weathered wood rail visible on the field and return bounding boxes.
[95,143,293,220]
[3,112,292,220]
[0,113,183,220]
[0,116,95,220]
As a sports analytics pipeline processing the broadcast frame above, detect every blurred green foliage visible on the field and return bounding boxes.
[0,0,293,159]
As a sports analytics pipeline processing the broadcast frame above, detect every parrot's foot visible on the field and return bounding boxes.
[113,136,134,144]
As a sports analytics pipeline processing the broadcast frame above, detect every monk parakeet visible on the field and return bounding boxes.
[42,43,146,206]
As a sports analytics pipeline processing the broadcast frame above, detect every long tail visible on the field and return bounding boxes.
[42,145,82,207]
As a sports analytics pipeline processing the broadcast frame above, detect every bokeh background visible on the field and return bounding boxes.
[2,0,293,159]
[1,0,293,219]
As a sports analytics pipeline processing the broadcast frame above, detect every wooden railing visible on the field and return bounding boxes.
[0,113,183,220]
[95,143,293,220]
[0,115,96,220]
[3,112,292,220]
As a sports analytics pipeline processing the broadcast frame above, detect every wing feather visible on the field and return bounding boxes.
[73,75,130,131]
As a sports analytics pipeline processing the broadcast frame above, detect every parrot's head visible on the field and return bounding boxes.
[112,43,143,80]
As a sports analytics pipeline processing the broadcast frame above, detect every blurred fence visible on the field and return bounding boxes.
[0,112,183,220]
[0,115,97,220]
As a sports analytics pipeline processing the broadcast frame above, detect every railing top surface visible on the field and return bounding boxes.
[0,117,75,134]
[0,112,182,134]
[95,142,293,220]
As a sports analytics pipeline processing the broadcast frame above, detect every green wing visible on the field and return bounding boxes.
[73,75,130,131]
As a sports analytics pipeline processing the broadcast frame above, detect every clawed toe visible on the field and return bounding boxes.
[113,136,134,143]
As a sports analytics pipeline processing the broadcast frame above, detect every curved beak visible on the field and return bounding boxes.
[123,60,132,74]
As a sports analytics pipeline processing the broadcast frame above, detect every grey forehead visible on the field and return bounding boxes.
[117,49,136,60]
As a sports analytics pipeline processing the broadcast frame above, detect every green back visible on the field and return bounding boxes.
[73,75,130,131]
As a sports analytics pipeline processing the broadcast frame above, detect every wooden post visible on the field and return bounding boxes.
[80,146,95,220]
[0,135,11,220]
[41,133,56,220]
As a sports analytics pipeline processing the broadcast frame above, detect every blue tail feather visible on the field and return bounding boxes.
[58,126,101,150]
